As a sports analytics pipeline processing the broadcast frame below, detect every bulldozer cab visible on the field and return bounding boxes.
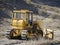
[12,10,33,27]
[12,10,33,22]
[13,10,32,18]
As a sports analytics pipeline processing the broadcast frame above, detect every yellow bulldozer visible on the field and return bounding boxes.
[9,10,53,40]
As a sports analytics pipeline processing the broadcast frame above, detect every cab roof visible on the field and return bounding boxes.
[13,10,33,13]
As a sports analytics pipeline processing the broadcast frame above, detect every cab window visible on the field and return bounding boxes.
[13,12,25,19]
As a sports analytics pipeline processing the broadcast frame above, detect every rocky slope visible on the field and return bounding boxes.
[0,0,60,45]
